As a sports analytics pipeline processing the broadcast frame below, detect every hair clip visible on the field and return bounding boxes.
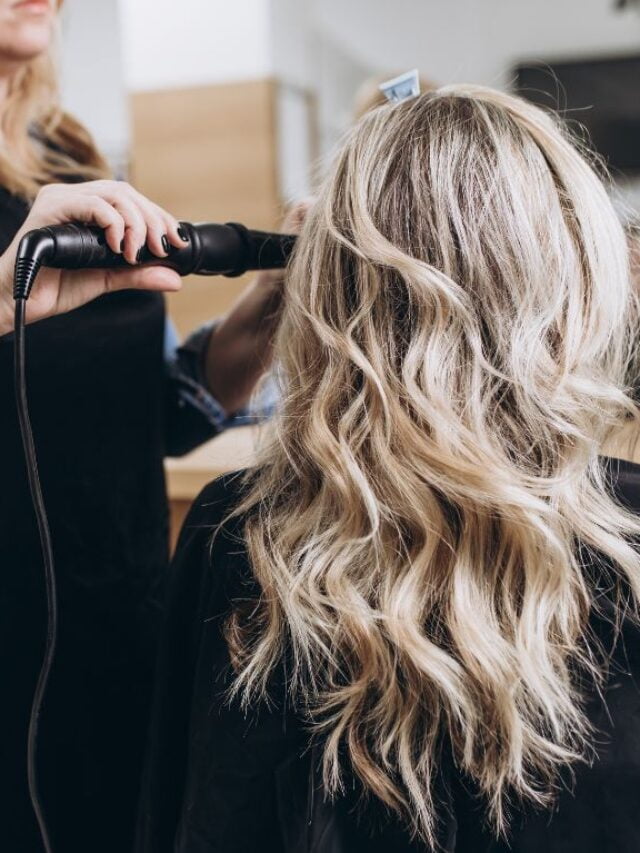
[379,69,421,104]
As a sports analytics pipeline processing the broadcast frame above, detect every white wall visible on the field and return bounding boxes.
[59,0,275,171]
[269,0,640,206]
[269,0,314,89]
[59,0,129,173]
[117,0,272,92]
[310,0,640,89]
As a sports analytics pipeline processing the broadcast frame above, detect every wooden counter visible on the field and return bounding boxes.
[165,424,265,550]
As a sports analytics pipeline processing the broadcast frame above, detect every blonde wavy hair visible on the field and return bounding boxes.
[1,0,109,199]
[225,85,640,846]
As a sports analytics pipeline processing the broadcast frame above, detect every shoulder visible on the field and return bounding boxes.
[172,469,258,601]
[177,470,253,541]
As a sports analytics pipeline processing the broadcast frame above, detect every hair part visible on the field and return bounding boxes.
[225,85,640,847]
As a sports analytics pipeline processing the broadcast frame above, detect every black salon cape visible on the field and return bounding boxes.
[0,185,219,853]
[137,461,640,853]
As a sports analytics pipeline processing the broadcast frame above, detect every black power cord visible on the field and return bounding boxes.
[13,256,56,853]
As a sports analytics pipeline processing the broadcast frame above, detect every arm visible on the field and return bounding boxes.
[203,268,283,414]
[163,315,279,457]
[161,203,310,454]
[202,201,311,415]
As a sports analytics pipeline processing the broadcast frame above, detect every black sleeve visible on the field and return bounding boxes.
[162,365,223,459]
[163,382,221,458]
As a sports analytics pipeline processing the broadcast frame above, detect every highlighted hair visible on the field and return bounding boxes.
[226,86,640,846]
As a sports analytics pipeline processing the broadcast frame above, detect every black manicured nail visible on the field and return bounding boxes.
[177,225,189,242]
[136,246,145,263]
[161,234,170,254]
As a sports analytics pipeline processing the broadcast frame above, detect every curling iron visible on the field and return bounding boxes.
[14,221,297,298]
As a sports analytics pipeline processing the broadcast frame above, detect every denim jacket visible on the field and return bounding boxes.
[164,319,277,457]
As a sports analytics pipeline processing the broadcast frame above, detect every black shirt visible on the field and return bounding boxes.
[137,459,640,853]
[0,185,219,853]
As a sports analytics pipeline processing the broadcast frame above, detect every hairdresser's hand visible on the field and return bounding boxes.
[0,180,185,335]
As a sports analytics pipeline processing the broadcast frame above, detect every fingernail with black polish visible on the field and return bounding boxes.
[136,246,146,263]
[178,225,189,242]
[161,234,170,254]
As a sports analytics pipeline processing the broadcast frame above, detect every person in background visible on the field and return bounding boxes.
[138,87,640,852]
[0,1,296,851]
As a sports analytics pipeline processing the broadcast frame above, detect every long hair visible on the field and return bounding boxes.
[0,2,109,199]
[225,85,640,847]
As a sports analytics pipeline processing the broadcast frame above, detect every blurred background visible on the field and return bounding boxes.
[56,0,640,530]
[58,0,640,334]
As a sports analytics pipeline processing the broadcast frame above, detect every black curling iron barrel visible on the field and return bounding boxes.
[14,221,297,299]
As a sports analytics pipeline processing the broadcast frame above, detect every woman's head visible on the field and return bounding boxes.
[292,85,633,436]
[0,0,108,198]
[229,86,640,846]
